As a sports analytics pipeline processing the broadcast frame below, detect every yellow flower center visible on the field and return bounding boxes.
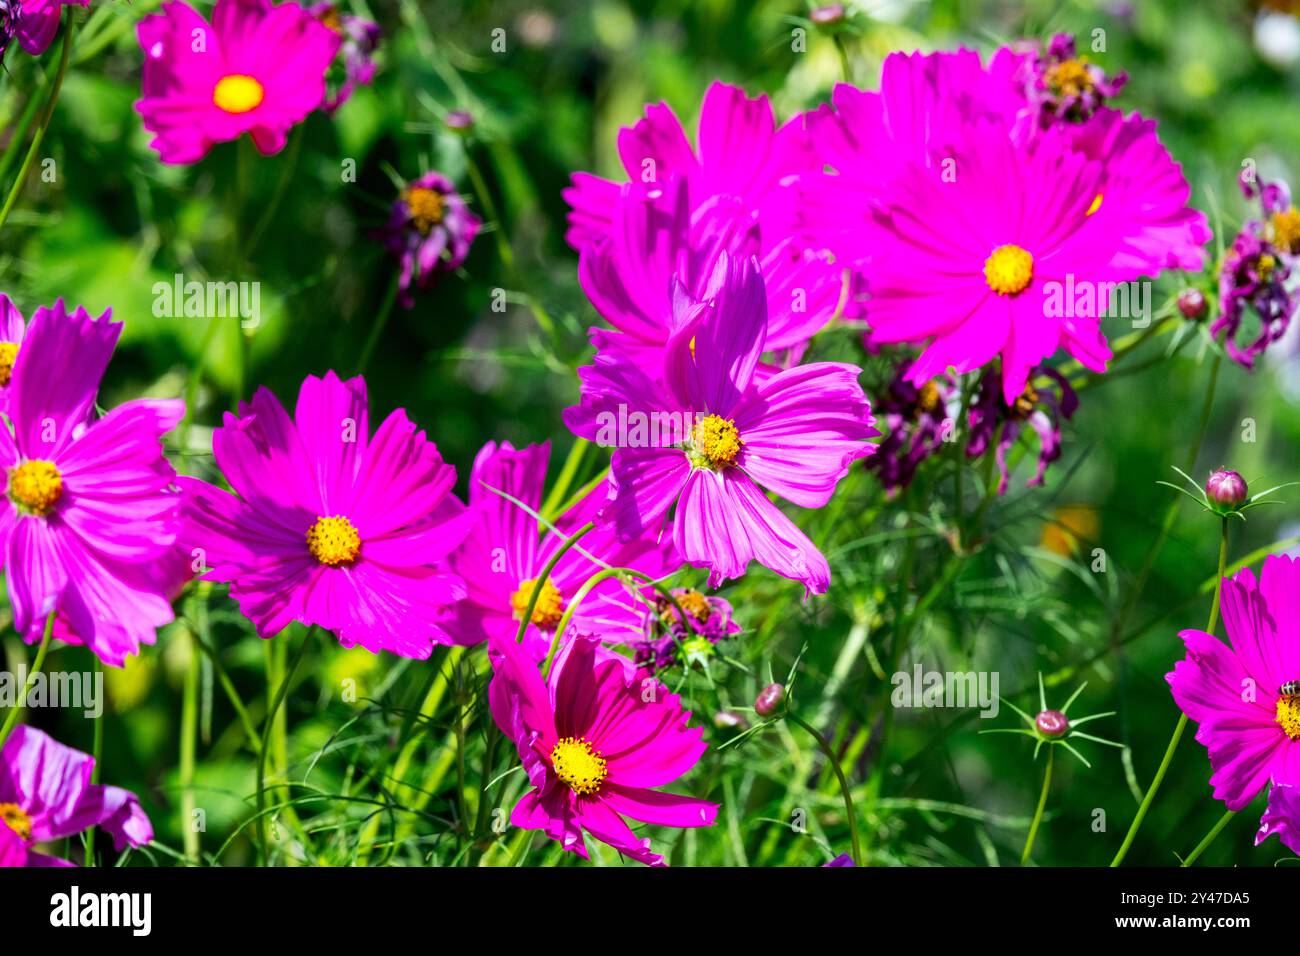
[402,187,446,236]
[306,515,361,566]
[317,4,343,32]
[1012,384,1039,419]
[667,589,712,625]
[550,736,608,795]
[984,244,1034,296]
[1259,253,1278,282]
[212,74,265,114]
[510,577,565,629]
[9,460,62,516]
[0,802,31,841]
[1277,694,1300,741]
[915,380,942,416]
[0,342,18,387]
[689,414,742,469]
[1270,206,1300,256]
[1046,58,1094,97]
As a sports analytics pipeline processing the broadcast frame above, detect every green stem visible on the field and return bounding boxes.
[244,124,303,259]
[83,656,103,867]
[1181,809,1236,866]
[788,712,864,866]
[355,272,401,375]
[0,10,75,233]
[513,522,595,646]
[0,612,55,752]
[1111,516,1229,866]
[256,633,309,865]
[1020,746,1053,866]
[180,633,200,864]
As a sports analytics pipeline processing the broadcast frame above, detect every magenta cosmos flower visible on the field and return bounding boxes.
[1,0,85,58]
[376,171,482,307]
[0,301,184,667]
[0,294,27,413]
[565,254,876,594]
[489,631,717,866]
[135,0,340,164]
[179,371,471,658]
[443,440,679,661]
[1257,783,1300,855]
[1167,555,1300,813]
[0,726,152,867]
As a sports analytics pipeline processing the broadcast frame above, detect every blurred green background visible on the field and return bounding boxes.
[2,0,1299,866]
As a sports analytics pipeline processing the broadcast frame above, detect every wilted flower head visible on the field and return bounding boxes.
[966,365,1078,494]
[309,2,380,112]
[1019,32,1127,126]
[866,361,955,493]
[377,171,481,307]
[630,587,740,672]
[0,0,86,59]
[135,0,341,164]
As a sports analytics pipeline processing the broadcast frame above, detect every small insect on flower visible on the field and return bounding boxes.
[1280,681,1300,699]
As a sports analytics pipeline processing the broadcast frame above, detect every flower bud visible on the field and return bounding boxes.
[1177,288,1207,320]
[445,110,474,132]
[810,4,846,24]
[1206,468,1248,510]
[1035,709,1069,738]
[754,683,786,717]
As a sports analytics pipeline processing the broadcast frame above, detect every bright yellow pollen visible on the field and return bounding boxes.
[983,244,1034,296]
[402,187,446,236]
[915,380,942,416]
[1259,253,1278,282]
[1046,58,1094,97]
[9,460,62,515]
[1277,695,1300,741]
[0,342,18,388]
[0,802,31,841]
[510,577,565,629]
[676,589,711,623]
[317,4,343,32]
[689,414,742,469]
[551,736,608,795]
[212,74,265,114]
[306,515,361,566]
[1086,192,1104,216]
[1270,206,1300,255]
[1012,384,1039,419]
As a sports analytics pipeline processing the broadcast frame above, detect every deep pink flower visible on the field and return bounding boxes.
[0,726,152,867]
[442,440,680,661]
[1,0,86,58]
[0,294,27,414]
[135,0,340,164]
[1167,555,1300,812]
[0,301,184,667]
[376,171,481,307]
[488,631,717,866]
[1256,783,1300,855]
[178,371,472,658]
[565,254,876,594]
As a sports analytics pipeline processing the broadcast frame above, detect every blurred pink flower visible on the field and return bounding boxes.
[376,171,481,307]
[1,0,86,59]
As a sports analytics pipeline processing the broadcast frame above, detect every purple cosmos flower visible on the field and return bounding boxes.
[565,253,877,595]
[309,2,380,113]
[0,301,184,667]
[376,171,481,307]
[1,0,86,59]
[865,360,956,494]
[1167,555,1300,812]
[1257,783,1300,855]
[966,365,1078,494]
[1018,33,1127,126]
[1212,173,1297,368]
[629,587,740,672]
[0,726,152,867]
[178,371,472,658]
[442,440,680,661]
[488,631,717,866]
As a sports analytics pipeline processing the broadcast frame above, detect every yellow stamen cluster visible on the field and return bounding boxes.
[1012,385,1040,420]
[306,515,361,566]
[9,460,62,516]
[551,736,608,795]
[0,802,32,841]
[317,4,342,32]
[1259,253,1278,282]
[1046,58,1094,98]
[213,74,265,114]
[1277,695,1300,741]
[0,342,19,387]
[689,414,742,469]
[983,244,1034,296]
[675,589,712,624]
[1270,206,1300,256]
[915,381,942,417]
[402,187,447,236]
[511,577,565,629]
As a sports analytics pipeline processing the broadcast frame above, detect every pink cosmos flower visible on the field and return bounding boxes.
[0,726,153,867]
[565,253,877,594]
[488,631,717,866]
[135,0,340,165]
[1,0,86,58]
[1257,783,1300,855]
[1167,555,1300,812]
[0,294,27,414]
[178,371,472,658]
[442,439,680,661]
[0,301,184,667]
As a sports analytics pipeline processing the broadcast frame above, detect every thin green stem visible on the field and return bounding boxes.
[1181,809,1236,866]
[83,656,104,867]
[0,612,56,751]
[788,713,864,866]
[180,633,200,864]
[256,633,309,865]
[355,272,401,375]
[1020,747,1054,866]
